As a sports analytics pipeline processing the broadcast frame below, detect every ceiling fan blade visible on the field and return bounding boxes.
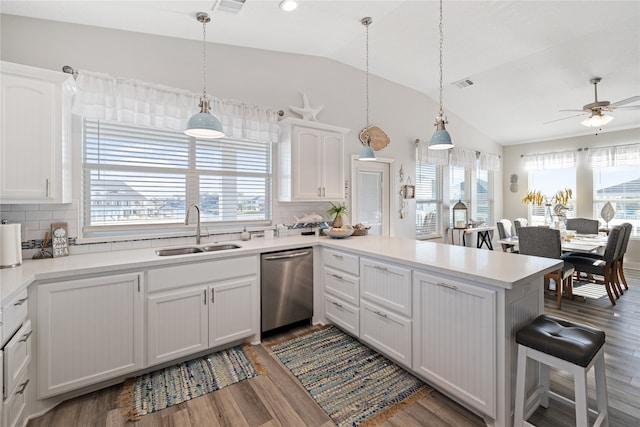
[558,109,587,112]
[610,95,640,107]
[613,105,640,111]
[544,113,588,124]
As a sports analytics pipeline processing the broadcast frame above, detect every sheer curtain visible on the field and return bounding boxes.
[71,70,279,142]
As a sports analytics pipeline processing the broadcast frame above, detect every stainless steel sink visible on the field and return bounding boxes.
[201,244,241,252]
[155,247,203,256]
[155,244,241,256]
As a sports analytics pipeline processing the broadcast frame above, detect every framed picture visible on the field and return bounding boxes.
[402,185,415,199]
[51,222,69,257]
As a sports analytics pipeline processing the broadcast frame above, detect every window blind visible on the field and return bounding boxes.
[82,119,271,233]
[416,162,441,236]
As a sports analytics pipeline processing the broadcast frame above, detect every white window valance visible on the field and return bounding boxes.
[416,142,449,165]
[450,147,477,169]
[71,70,279,142]
[588,144,640,167]
[478,151,500,171]
[522,151,577,170]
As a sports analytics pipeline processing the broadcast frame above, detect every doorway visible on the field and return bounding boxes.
[351,157,391,235]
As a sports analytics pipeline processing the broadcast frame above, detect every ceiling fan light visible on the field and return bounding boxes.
[581,112,614,128]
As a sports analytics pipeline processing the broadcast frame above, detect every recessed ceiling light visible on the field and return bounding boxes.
[279,0,298,12]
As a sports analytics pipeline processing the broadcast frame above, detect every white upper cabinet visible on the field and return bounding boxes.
[278,118,349,201]
[0,62,74,203]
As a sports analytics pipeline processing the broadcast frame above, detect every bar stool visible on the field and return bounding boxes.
[514,315,608,427]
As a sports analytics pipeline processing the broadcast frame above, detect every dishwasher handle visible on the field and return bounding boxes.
[263,251,311,261]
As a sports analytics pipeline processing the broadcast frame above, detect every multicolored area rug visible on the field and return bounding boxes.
[120,345,260,420]
[271,326,432,427]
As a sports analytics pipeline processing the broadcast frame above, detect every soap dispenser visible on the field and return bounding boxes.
[241,227,250,241]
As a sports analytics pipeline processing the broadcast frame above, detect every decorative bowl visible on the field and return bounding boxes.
[325,228,354,239]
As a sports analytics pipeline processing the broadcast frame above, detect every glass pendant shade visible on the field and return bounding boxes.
[359,142,376,161]
[581,112,614,128]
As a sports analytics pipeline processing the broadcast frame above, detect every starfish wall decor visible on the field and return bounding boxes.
[289,93,323,121]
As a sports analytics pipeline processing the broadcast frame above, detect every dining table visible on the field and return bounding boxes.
[496,234,608,254]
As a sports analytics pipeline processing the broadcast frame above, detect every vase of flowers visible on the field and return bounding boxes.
[522,188,572,226]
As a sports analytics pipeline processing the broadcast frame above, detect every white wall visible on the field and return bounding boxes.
[503,127,640,269]
[1,14,502,244]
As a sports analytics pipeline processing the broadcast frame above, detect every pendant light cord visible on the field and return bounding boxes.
[201,17,207,97]
[438,0,444,118]
[362,17,372,143]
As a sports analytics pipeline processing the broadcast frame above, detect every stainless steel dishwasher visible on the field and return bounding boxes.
[261,247,313,333]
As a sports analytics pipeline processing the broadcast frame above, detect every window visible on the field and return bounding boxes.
[415,163,441,237]
[593,165,640,236]
[475,168,494,226]
[528,168,576,226]
[82,119,272,236]
[449,165,467,225]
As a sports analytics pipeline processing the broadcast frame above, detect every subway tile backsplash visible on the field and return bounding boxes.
[1,198,336,259]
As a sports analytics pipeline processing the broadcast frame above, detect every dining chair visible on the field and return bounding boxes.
[496,219,516,252]
[562,225,624,305]
[518,227,574,309]
[513,218,528,236]
[565,218,599,234]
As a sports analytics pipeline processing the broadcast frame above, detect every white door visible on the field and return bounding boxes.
[352,159,390,235]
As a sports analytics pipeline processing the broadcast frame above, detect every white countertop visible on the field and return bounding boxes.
[1,234,562,305]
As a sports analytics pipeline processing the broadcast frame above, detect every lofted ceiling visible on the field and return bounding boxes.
[2,0,639,146]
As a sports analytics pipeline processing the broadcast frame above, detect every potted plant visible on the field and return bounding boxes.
[327,202,348,228]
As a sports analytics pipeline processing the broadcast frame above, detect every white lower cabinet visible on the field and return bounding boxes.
[37,272,144,398]
[360,301,411,368]
[360,258,411,316]
[412,271,497,417]
[147,257,257,366]
[325,293,359,336]
[323,249,360,336]
[147,286,209,366]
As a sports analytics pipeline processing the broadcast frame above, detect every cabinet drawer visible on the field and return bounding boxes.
[360,258,411,316]
[324,249,359,276]
[360,301,412,369]
[325,294,359,337]
[3,320,31,399]
[148,256,258,292]
[3,368,28,427]
[2,290,28,347]
[324,267,359,306]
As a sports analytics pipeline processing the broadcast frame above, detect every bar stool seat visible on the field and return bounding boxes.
[514,315,609,427]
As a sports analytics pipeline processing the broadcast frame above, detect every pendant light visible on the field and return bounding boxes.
[185,12,224,139]
[429,0,453,150]
[359,17,376,161]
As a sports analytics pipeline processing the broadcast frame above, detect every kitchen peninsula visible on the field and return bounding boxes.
[0,235,560,427]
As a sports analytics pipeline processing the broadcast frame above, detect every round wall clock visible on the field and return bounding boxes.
[359,125,390,151]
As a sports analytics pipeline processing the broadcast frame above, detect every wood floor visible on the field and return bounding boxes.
[28,270,640,427]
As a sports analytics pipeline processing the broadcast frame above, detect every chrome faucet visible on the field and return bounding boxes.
[185,204,201,245]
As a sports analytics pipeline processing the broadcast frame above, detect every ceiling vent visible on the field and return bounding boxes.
[212,0,247,15]
[452,78,474,89]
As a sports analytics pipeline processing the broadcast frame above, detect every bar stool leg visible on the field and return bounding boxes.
[574,366,589,426]
[539,362,550,408]
[514,345,528,427]
[594,352,609,426]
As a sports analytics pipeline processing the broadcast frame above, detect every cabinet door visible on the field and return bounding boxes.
[320,131,345,199]
[209,277,256,348]
[147,286,208,366]
[291,126,323,199]
[0,63,72,203]
[37,272,144,398]
[413,272,496,417]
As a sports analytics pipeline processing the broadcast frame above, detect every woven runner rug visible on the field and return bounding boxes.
[271,326,432,427]
[120,345,260,420]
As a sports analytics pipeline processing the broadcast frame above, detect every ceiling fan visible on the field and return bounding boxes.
[546,77,640,127]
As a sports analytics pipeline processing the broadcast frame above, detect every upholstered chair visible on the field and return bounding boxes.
[496,219,516,252]
[562,226,624,305]
[565,218,599,234]
[517,227,574,309]
[513,218,528,236]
